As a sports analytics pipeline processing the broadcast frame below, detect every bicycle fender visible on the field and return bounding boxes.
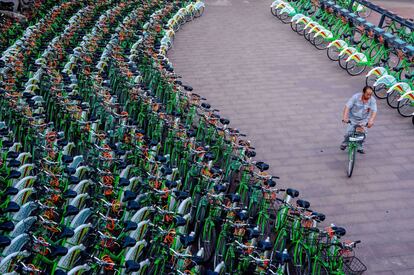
[374,74,396,87]
[387,82,411,94]
[346,52,367,63]
[327,39,347,49]
[291,14,305,23]
[366,67,388,78]
[398,90,414,101]
[339,46,357,57]
[315,29,333,39]
[280,6,295,16]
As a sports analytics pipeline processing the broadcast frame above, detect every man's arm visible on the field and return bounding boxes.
[342,105,350,123]
[368,111,376,128]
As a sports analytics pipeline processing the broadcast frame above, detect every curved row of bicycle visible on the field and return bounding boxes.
[271,0,414,124]
[0,0,365,274]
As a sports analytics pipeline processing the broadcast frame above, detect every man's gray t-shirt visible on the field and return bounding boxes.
[346,92,377,123]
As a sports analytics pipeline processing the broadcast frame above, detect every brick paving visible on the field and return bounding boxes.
[168,0,414,274]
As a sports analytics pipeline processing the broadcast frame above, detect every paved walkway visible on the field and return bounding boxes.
[168,1,414,274]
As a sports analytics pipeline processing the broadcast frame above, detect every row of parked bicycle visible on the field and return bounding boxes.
[0,0,366,274]
[271,0,414,124]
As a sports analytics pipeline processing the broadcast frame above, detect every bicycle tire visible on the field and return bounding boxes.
[280,13,292,24]
[346,59,366,76]
[199,221,216,262]
[271,7,277,17]
[291,22,298,32]
[339,54,349,70]
[213,234,226,268]
[327,46,341,61]
[365,74,377,88]
[308,260,330,275]
[373,83,388,99]
[397,98,414,117]
[296,22,306,35]
[314,36,328,50]
[194,7,204,18]
[289,242,311,275]
[347,146,356,177]
[387,90,400,109]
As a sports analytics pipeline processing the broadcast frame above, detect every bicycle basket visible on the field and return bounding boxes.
[342,256,367,275]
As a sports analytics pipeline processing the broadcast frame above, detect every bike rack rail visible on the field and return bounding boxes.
[348,0,414,30]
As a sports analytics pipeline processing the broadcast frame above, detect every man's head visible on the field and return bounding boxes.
[362,86,373,101]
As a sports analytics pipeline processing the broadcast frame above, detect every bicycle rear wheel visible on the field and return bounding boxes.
[346,60,366,76]
[387,90,400,109]
[373,83,388,99]
[289,242,311,275]
[397,98,414,117]
[327,46,341,61]
[347,147,356,177]
[314,36,328,50]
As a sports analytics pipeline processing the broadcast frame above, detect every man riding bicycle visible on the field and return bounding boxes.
[340,86,377,154]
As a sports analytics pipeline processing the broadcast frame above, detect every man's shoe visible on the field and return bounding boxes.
[340,144,347,150]
[357,148,365,154]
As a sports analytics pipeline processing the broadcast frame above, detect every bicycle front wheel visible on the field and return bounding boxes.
[346,59,366,76]
[327,46,341,61]
[347,146,356,177]
[373,83,388,99]
[289,242,311,275]
[387,90,400,109]
[397,98,414,117]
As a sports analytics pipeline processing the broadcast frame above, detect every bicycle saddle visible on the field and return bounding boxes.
[274,251,291,263]
[122,190,137,202]
[7,170,21,179]
[0,128,9,136]
[355,17,366,25]
[165,180,178,189]
[201,102,211,109]
[155,155,167,163]
[0,220,14,232]
[2,140,14,148]
[182,84,193,91]
[286,188,299,198]
[0,235,11,248]
[257,240,273,251]
[161,166,172,176]
[174,215,187,227]
[255,161,269,172]
[2,186,18,196]
[124,221,138,232]
[185,128,196,138]
[174,190,190,201]
[69,176,80,185]
[180,234,196,247]
[57,226,74,240]
[227,193,241,203]
[332,226,346,237]
[245,150,256,158]
[214,184,227,193]
[236,209,249,221]
[62,189,77,199]
[115,149,126,156]
[296,199,311,209]
[125,260,141,273]
[265,179,276,187]
[220,118,230,125]
[246,227,260,239]
[206,271,219,275]
[62,155,74,164]
[126,200,140,211]
[64,205,79,217]
[7,151,19,159]
[49,245,68,259]
[122,236,136,249]
[118,177,130,187]
[363,22,375,30]
[64,167,76,175]
[312,212,326,222]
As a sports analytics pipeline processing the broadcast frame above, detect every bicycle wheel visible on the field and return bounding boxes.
[308,260,330,275]
[314,36,328,50]
[365,74,377,88]
[387,90,400,109]
[291,22,298,32]
[214,234,227,268]
[271,7,278,17]
[289,242,311,275]
[199,221,216,262]
[346,60,366,76]
[327,46,341,61]
[373,83,388,99]
[194,7,204,18]
[280,13,292,24]
[347,146,356,178]
[397,98,414,117]
[339,54,349,70]
[296,22,306,35]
